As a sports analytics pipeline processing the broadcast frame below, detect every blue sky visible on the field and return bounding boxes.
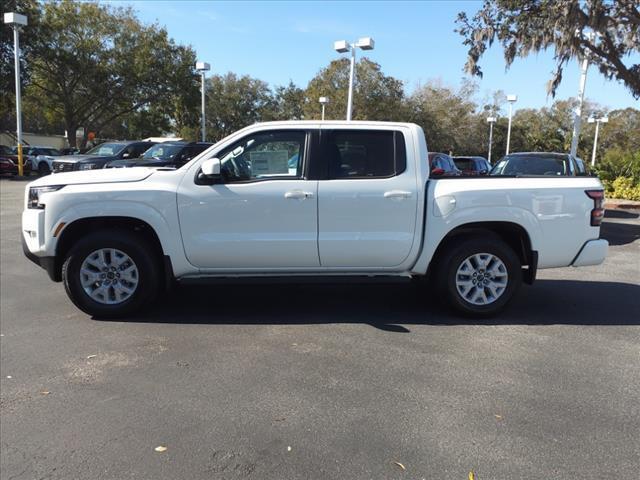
[116,0,638,114]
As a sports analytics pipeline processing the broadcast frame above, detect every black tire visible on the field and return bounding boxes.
[62,229,160,318]
[38,162,50,176]
[435,234,522,317]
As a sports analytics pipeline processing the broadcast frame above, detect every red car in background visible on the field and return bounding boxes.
[0,145,32,176]
[428,152,461,177]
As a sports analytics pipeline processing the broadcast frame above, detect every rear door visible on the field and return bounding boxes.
[317,128,419,268]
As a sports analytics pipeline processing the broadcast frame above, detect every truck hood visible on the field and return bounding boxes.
[29,167,155,187]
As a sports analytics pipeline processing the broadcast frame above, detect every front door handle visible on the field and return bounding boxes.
[384,190,412,199]
[285,190,314,200]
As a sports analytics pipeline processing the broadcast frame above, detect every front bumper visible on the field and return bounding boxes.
[22,234,59,281]
[572,239,609,267]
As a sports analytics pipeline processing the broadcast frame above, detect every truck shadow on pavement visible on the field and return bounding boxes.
[119,279,640,330]
[600,216,640,246]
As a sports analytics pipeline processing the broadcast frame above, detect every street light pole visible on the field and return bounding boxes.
[588,115,608,167]
[319,97,329,121]
[570,32,595,158]
[195,61,210,142]
[334,37,374,121]
[505,94,517,155]
[486,116,496,163]
[4,12,28,177]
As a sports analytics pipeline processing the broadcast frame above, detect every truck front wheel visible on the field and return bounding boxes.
[62,230,160,318]
[436,235,522,317]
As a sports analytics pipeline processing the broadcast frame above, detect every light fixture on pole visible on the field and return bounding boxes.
[195,61,211,142]
[319,96,329,121]
[505,94,517,155]
[570,31,596,158]
[587,115,608,167]
[486,116,497,163]
[334,37,374,121]
[4,12,28,177]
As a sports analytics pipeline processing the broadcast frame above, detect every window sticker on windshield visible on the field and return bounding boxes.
[250,151,289,175]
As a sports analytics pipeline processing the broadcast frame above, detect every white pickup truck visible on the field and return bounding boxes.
[22,121,608,318]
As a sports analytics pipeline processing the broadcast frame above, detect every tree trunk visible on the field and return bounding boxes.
[66,122,78,148]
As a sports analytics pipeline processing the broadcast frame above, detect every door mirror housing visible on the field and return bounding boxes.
[201,157,221,177]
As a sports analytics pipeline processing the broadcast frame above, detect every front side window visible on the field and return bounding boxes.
[218,131,305,183]
[326,130,405,179]
[142,144,183,161]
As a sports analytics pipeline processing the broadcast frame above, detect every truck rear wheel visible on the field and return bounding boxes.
[62,230,160,318]
[436,235,522,317]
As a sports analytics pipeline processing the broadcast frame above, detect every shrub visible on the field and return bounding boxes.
[594,148,640,185]
[609,176,640,201]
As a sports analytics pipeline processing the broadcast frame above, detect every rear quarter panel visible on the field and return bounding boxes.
[412,176,604,273]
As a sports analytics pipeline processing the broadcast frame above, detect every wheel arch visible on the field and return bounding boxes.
[428,221,537,284]
[53,216,171,284]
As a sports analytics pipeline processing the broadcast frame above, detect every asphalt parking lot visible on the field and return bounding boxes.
[1,177,639,480]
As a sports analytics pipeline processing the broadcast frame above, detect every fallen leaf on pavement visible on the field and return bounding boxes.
[86,355,97,359]
[155,446,167,452]
[494,414,502,419]
[393,461,406,470]
[469,471,475,480]
[40,390,50,395]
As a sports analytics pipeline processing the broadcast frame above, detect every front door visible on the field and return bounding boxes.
[177,129,320,270]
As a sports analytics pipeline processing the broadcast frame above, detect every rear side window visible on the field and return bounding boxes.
[327,130,406,179]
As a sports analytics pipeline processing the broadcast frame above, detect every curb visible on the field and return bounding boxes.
[605,201,640,211]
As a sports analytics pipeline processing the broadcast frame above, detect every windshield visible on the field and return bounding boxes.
[141,144,183,160]
[491,155,569,176]
[86,143,126,156]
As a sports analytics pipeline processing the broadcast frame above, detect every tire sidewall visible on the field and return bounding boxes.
[63,231,159,318]
[443,237,522,317]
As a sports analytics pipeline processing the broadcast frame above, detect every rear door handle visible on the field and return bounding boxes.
[384,190,412,199]
[285,190,314,200]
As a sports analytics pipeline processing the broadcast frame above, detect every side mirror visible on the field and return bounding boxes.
[431,167,445,177]
[201,157,221,177]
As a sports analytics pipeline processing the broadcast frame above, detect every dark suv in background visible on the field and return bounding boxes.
[490,152,589,176]
[106,142,212,169]
[51,141,156,173]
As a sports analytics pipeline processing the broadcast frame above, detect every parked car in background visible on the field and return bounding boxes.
[453,156,491,175]
[491,152,589,177]
[1,145,32,176]
[20,146,64,175]
[428,152,461,176]
[51,141,156,173]
[105,142,212,169]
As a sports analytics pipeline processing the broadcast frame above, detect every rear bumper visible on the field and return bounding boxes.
[572,239,608,267]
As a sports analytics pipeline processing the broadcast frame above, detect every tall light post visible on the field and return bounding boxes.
[195,61,210,142]
[570,31,596,158]
[4,12,28,177]
[334,37,374,121]
[505,94,517,155]
[588,115,608,167]
[486,116,497,163]
[319,96,329,121]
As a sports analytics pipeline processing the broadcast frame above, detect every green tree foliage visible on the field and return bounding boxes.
[303,58,405,121]
[456,0,640,98]
[204,72,274,142]
[271,81,306,121]
[13,0,198,147]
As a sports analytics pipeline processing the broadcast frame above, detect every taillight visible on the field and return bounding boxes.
[585,190,604,226]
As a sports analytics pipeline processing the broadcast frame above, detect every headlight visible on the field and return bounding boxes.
[28,185,65,209]
[79,163,99,170]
